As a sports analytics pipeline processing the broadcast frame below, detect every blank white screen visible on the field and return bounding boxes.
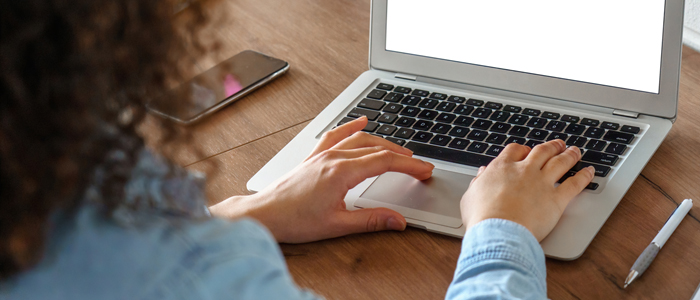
[386,0,665,94]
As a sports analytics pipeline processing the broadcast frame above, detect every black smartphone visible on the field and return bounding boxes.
[147,50,289,124]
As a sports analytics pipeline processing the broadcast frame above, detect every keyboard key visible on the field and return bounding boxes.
[605,142,627,155]
[585,139,607,151]
[505,136,526,145]
[385,137,405,146]
[377,83,394,90]
[394,86,411,94]
[486,145,505,156]
[411,89,430,97]
[447,96,467,103]
[431,123,451,134]
[468,142,488,153]
[570,161,611,177]
[528,129,550,140]
[448,126,470,138]
[504,105,522,113]
[348,108,380,120]
[435,102,456,112]
[472,108,493,118]
[401,95,422,106]
[417,109,439,120]
[418,98,439,109]
[601,122,620,130]
[413,120,434,131]
[429,93,448,100]
[448,138,470,150]
[467,130,489,141]
[358,99,385,110]
[526,117,547,128]
[561,115,581,123]
[546,121,567,132]
[383,103,403,114]
[362,121,379,132]
[411,89,429,97]
[542,112,561,119]
[394,128,415,139]
[405,142,494,167]
[522,108,541,116]
[430,135,451,146]
[564,123,586,135]
[582,150,618,166]
[490,111,511,122]
[491,122,512,133]
[525,140,543,148]
[582,118,600,126]
[547,132,569,141]
[471,119,493,130]
[586,182,600,190]
[396,117,416,127]
[454,105,475,115]
[567,136,588,147]
[466,99,485,106]
[621,125,641,134]
[384,92,404,103]
[412,131,433,143]
[486,133,507,145]
[603,131,634,144]
[378,113,398,124]
[367,89,387,100]
[509,126,530,137]
[436,113,457,124]
[557,172,599,190]
[583,127,605,139]
[454,116,475,127]
[400,107,420,117]
[485,102,503,110]
[377,125,397,135]
[508,114,529,125]
[337,117,355,126]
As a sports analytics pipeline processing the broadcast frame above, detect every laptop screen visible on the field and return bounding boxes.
[385,0,665,94]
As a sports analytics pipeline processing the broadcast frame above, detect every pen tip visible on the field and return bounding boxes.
[624,283,628,289]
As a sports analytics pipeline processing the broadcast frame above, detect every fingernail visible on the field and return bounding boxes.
[587,166,596,176]
[404,147,414,155]
[387,217,406,230]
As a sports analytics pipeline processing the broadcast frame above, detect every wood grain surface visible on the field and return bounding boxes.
[183,1,700,299]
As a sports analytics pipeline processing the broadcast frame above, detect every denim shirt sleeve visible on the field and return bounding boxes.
[445,219,547,300]
[150,218,323,300]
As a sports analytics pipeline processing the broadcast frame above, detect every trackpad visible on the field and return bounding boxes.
[354,169,474,228]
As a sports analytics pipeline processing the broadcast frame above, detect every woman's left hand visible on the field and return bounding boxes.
[209,117,435,243]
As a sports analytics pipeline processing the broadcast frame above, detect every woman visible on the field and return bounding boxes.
[0,1,594,299]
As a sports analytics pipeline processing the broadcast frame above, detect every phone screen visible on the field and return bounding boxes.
[149,50,288,122]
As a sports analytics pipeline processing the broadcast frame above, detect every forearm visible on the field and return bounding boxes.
[446,219,547,300]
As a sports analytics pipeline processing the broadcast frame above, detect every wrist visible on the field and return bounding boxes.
[208,194,258,219]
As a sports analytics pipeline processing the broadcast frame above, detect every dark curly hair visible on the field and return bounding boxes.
[0,0,215,278]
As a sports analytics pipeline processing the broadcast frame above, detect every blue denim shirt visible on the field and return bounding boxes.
[0,152,547,299]
[1,210,546,300]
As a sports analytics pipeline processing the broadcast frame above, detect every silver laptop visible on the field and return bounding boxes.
[248,0,685,260]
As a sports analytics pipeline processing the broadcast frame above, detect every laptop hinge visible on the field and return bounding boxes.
[612,109,640,119]
[395,73,417,81]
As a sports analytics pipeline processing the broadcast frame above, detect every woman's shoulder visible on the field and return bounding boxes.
[1,205,280,300]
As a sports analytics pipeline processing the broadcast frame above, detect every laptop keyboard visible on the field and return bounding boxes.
[336,83,643,191]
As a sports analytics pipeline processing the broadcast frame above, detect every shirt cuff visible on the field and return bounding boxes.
[456,218,547,291]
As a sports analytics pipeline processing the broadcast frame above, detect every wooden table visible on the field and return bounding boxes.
[178,1,700,298]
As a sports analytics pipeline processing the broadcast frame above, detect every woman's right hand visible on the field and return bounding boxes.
[460,140,595,241]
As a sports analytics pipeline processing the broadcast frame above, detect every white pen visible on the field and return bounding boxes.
[624,199,694,288]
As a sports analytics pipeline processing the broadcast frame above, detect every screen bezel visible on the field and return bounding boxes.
[369,0,683,119]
